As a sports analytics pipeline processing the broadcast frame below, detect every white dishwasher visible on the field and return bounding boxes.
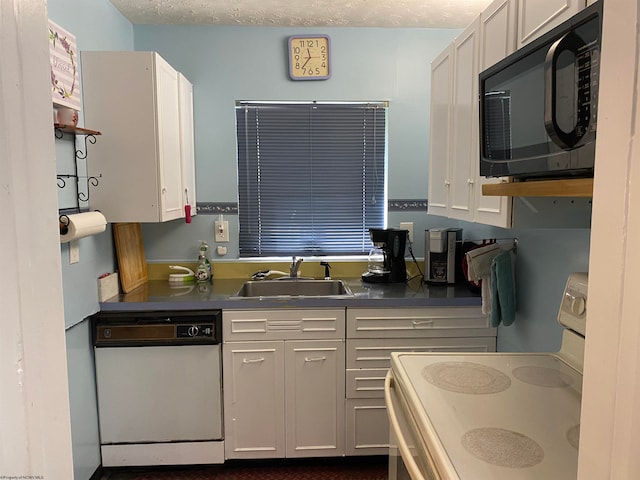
[92,310,224,467]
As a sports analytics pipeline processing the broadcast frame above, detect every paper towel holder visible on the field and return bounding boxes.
[59,210,105,237]
[59,214,70,236]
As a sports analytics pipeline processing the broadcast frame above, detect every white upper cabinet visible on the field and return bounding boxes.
[428,0,588,228]
[82,51,196,223]
[449,18,480,223]
[428,16,508,225]
[429,18,504,224]
[480,0,518,69]
[517,0,586,47]
[427,45,453,219]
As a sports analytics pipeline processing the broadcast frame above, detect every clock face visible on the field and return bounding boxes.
[288,35,331,80]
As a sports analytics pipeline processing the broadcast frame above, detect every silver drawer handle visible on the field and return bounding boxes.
[242,357,265,364]
[412,320,434,326]
[305,356,326,362]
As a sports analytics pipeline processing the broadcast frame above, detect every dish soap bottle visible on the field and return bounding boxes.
[196,240,212,283]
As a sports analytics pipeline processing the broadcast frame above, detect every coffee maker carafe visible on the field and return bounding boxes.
[361,228,408,283]
[424,228,462,284]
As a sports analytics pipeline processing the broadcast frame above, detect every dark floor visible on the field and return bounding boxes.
[100,456,388,480]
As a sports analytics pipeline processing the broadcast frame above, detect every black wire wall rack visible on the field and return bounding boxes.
[55,124,102,206]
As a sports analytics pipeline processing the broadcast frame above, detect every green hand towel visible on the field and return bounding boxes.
[490,251,516,327]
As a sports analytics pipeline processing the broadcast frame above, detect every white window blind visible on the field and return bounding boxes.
[236,101,387,257]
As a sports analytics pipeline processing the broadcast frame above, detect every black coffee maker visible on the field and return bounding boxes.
[361,228,408,283]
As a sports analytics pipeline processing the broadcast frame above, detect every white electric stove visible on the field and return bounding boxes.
[385,272,588,480]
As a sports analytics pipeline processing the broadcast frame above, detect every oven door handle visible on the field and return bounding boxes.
[384,373,428,480]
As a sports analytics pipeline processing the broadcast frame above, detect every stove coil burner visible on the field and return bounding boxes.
[421,361,511,394]
[461,427,545,468]
[512,365,574,388]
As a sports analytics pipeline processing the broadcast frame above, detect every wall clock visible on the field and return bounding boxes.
[288,35,331,81]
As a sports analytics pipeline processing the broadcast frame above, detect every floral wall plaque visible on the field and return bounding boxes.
[49,20,81,111]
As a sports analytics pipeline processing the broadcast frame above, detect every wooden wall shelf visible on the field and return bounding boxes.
[54,124,101,136]
[482,178,593,197]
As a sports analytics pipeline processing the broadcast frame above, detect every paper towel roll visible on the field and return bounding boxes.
[60,211,107,243]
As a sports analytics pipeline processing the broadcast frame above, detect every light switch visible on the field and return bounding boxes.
[215,220,229,242]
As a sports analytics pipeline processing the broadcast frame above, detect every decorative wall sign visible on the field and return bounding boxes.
[48,20,81,111]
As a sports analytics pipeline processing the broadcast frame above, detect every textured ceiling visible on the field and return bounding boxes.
[109,0,493,28]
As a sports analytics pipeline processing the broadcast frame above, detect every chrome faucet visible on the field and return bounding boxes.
[290,256,304,278]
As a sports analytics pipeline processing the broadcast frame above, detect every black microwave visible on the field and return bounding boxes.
[479,1,602,180]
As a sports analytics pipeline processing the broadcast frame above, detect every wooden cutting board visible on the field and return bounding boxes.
[113,222,148,293]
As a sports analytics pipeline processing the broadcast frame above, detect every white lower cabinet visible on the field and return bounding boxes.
[224,306,497,459]
[345,307,497,456]
[223,340,285,459]
[285,340,345,458]
[223,310,345,460]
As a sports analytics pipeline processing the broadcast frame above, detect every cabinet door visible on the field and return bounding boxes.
[427,45,453,218]
[517,0,585,47]
[155,56,183,222]
[449,18,480,222]
[81,51,188,222]
[346,398,388,456]
[178,73,197,218]
[223,341,285,459]
[285,340,345,458]
[475,0,517,227]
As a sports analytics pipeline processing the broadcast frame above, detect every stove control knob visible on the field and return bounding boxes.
[187,325,200,337]
[567,293,586,316]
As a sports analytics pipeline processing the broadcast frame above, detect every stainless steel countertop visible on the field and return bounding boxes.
[99,276,481,311]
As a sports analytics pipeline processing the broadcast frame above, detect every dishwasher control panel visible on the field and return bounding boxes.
[92,310,222,346]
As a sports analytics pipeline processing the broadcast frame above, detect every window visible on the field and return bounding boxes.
[236,101,387,257]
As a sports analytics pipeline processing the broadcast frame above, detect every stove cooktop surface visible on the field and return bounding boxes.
[391,351,583,480]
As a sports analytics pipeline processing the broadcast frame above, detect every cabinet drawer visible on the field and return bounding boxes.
[346,368,388,399]
[346,337,497,370]
[223,309,345,341]
[346,307,494,338]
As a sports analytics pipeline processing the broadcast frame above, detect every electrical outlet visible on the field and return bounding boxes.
[69,240,80,264]
[400,222,414,242]
[215,220,229,242]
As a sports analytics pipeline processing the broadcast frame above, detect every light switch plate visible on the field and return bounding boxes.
[215,220,229,242]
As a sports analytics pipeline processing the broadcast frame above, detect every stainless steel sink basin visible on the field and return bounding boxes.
[232,279,353,298]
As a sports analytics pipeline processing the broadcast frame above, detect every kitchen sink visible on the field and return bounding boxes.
[232,279,354,298]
